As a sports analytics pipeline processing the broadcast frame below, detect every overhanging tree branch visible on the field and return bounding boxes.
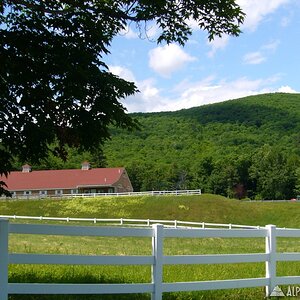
[0,0,245,196]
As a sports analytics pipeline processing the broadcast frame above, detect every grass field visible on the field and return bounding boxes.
[1,194,300,299]
[1,194,300,228]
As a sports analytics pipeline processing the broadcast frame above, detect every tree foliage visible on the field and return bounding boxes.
[99,93,300,200]
[7,93,300,200]
[0,0,244,194]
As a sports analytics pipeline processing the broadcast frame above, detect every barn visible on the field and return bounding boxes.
[2,162,133,197]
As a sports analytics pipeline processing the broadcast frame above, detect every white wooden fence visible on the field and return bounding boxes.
[4,189,201,200]
[0,214,261,229]
[1,219,300,299]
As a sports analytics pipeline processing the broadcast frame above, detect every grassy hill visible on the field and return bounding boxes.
[100,93,300,200]
[25,93,300,200]
[1,194,300,228]
[4,194,300,300]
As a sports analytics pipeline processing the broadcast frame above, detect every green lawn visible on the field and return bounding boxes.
[1,194,300,228]
[2,194,300,299]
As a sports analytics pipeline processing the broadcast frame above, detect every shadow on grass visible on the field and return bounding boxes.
[8,272,151,300]
[8,271,266,300]
[9,295,149,300]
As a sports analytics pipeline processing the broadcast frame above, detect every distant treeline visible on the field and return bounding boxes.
[22,93,300,200]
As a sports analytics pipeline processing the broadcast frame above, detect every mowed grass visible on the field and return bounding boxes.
[2,194,300,299]
[2,194,300,228]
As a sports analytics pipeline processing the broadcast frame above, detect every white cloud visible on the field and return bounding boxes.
[243,40,280,65]
[162,77,272,111]
[207,35,230,57]
[237,0,291,31]
[129,76,298,113]
[108,65,298,113]
[108,65,164,112]
[119,25,139,39]
[188,0,291,32]
[149,44,196,77]
[243,51,266,65]
[186,18,200,30]
[262,40,280,51]
[277,85,298,93]
[108,65,136,82]
[139,79,160,101]
[123,79,164,113]
[205,1,289,56]
[144,23,160,40]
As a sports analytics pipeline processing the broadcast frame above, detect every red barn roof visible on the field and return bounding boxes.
[3,167,126,191]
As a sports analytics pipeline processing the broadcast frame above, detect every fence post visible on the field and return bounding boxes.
[152,224,164,300]
[0,219,9,300]
[265,224,277,297]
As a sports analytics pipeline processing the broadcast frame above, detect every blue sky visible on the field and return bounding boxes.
[104,0,300,113]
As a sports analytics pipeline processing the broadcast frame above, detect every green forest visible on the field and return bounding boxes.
[21,93,300,200]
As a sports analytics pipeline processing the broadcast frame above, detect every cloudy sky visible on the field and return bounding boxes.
[104,0,300,113]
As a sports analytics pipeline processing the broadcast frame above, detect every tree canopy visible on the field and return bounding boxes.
[0,0,245,195]
[17,93,300,200]
[99,93,300,200]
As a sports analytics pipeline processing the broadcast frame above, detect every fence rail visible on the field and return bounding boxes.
[3,189,202,200]
[0,214,261,229]
[1,219,300,299]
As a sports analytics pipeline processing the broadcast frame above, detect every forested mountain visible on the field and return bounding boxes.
[24,93,300,200]
[103,93,300,200]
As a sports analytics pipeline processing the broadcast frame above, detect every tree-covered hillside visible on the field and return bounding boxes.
[103,93,300,200]
[21,93,300,200]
